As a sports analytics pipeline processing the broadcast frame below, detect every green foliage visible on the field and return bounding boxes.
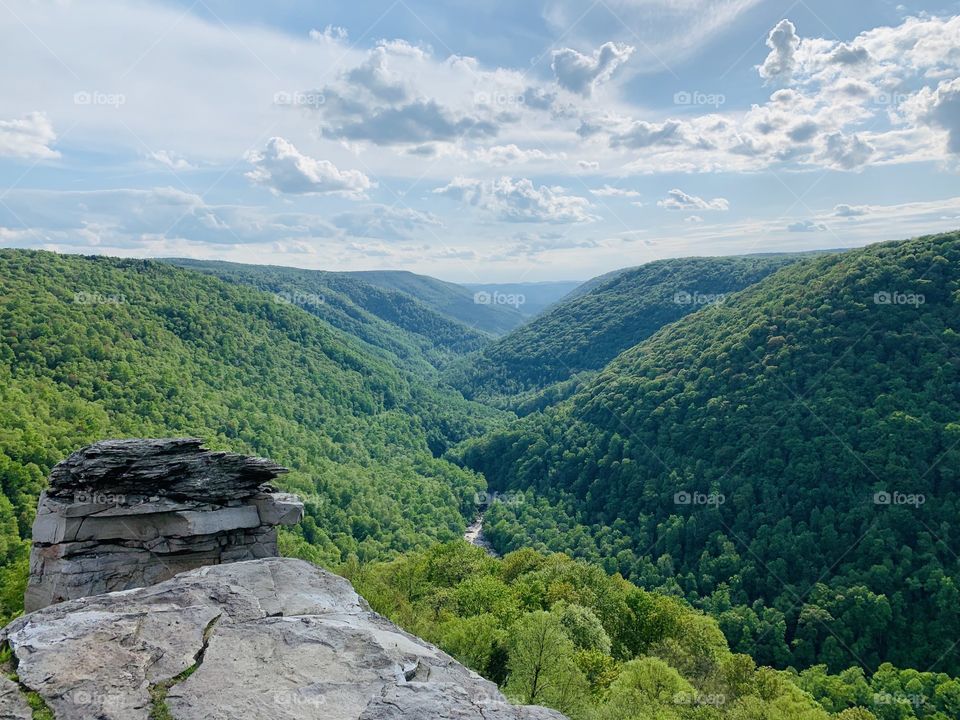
[447,254,802,404]
[0,249,501,620]
[454,232,960,674]
[354,541,928,720]
[168,259,492,370]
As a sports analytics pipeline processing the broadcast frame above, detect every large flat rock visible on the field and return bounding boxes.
[2,558,566,720]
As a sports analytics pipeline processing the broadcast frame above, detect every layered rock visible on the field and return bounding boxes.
[1,558,567,720]
[25,438,304,612]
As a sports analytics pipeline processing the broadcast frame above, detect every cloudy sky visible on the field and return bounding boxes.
[1,0,959,281]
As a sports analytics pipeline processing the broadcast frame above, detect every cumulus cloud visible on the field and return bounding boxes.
[346,45,409,102]
[759,19,800,81]
[551,42,635,96]
[821,132,874,170]
[833,203,869,217]
[320,97,498,145]
[434,176,597,223]
[610,119,686,149]
[910,78,960,153]
[0,112,59,159]
[332,205,442,240]
[245,137,373,197]
[657,189,729,211]
[787,219,827,232]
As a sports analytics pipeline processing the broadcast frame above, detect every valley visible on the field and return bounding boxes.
[1,232,958,720]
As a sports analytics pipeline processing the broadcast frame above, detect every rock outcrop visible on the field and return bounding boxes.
[2,557,567,720]
[25,438,304,612]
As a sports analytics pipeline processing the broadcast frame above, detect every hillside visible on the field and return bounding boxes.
[0,250,503,623]
[448,254,803,404]
[453,231,960,675]
[345,270,527,335]
[168,258,490,371]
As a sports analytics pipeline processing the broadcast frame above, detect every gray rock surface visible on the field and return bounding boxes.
[25,439,304,612]
[0,677,31,720]
[2,558,567,720]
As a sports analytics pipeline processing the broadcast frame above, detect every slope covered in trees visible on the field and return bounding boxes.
[453,232,960,675]
[0,249,503,624]
[352,541,959,720]
[168,259,490,371]
[345,269,527,335]
[447,254,803,404]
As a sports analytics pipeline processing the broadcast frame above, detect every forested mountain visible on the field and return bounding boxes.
[463,281,583,317]
[453,231,960,675]
[447,254,803,405]
[0,249,504,624]
[168,258,490,371]
[345,269,527,335]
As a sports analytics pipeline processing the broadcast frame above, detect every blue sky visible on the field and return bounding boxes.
[1,0,959,281]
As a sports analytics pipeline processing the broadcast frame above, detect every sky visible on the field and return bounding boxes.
[1,0,959,282]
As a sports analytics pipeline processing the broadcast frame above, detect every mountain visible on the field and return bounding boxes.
[0,249,503,624]
[345,270,527,335]
[462,281,583,318]
[167,259,490,371]
[448,254,804,405]
[453,231,960,674]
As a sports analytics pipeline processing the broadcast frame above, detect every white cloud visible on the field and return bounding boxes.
[759,19,800,81]
[909,77,960,153]
[149,150,195,171]
[833,203,869,217]
[245,137,373,198]
[551,42,634,96]
[787,219,827,232]
[542,0,764,68]
[434,176,597,223]
[590,185,641,198]
[0,112,59,159]
[658,189,729,211]
[473,144,566,166]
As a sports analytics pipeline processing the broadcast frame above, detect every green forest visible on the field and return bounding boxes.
[454,231,960,676]
[350,541,960,720]
[446,254,801,406]
[0,249,502,623]
[2,234,959,719]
